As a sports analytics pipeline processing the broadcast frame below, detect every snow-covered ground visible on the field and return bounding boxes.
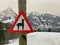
[27,32,60,45]
[4,38,19,45]
[4,32,60,45]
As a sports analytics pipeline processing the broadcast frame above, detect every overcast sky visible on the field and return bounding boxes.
[0,0,18,14]
[27,0,60,16]
[0,0,60,16]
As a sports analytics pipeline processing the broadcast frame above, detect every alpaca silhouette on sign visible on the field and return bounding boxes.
[17,19,24,30]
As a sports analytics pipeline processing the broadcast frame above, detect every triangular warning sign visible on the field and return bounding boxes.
[9,11,34,33]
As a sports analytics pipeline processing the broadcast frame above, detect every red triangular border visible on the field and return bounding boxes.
[9,11,34,33]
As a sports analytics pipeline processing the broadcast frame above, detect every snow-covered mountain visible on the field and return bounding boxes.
[0,8,60,32]
[28,12,60,31]
[0,7,17,24]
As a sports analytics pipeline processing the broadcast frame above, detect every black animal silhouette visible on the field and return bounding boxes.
[17,19,24,30]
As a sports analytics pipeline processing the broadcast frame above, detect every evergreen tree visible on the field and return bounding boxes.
[38,28,41,32]
[0,22,5,45]
[48,28,52,32]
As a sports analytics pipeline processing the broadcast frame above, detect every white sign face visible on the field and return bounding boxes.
[13,15,29,30]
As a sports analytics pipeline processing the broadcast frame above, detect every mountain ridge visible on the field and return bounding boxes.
[28,12,60,31]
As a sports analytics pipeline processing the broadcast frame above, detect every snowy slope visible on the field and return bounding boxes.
[27,32,60,45]
[4,38,19,45]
